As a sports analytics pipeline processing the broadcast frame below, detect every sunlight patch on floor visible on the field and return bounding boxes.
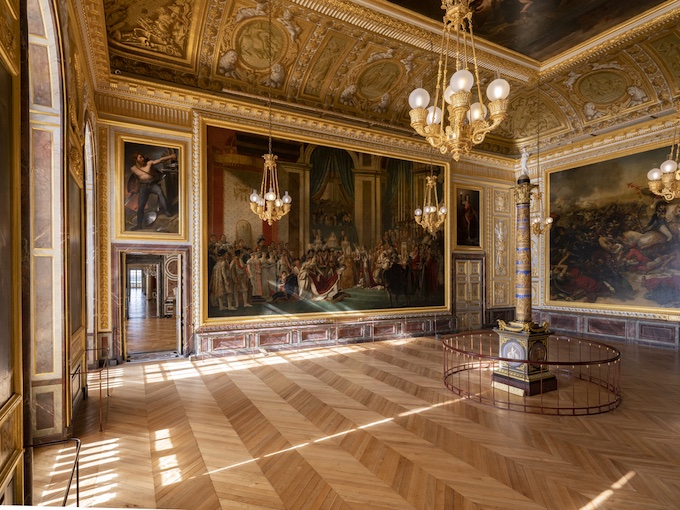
[580,471,636,509]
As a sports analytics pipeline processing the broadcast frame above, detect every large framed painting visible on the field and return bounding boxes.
[547,146,680,311]
[202,123,450,322]
[116,134,186,240]
[454,185,482,250]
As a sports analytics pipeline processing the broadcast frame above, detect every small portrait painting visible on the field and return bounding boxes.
[456,187,482,249]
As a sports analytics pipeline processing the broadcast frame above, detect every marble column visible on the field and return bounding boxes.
[514,174,536,323]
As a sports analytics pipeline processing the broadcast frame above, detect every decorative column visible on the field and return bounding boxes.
[515,174,534,322]
[492,173,556,396]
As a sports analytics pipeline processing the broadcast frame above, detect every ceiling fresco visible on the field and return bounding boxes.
[385,0,671,61]
[90,0,680,158]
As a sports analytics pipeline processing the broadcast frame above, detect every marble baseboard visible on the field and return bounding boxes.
[536,310,679,349]
[193,315,458,357]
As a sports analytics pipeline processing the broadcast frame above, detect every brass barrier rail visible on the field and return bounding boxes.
[442,331,621,415]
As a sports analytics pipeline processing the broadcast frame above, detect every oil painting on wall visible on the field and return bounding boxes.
[455,186,481,249]
[118,136,183,238]
[548,146,680,310]
[204,125,448,320]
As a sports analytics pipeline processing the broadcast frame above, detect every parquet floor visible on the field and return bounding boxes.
[33,337,680,509]
[126,287,177,355]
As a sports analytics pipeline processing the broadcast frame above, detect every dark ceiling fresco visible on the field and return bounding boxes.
[386,0,670,60]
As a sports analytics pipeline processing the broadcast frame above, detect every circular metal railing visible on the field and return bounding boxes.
[442,331,621,415]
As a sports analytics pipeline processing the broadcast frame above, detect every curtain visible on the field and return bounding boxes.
[385,158,413,223]
[310,146,354,201]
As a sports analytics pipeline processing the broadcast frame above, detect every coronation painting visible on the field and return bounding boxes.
[117,135,185,239]
[548,146,680,310]
[205,125,448,320]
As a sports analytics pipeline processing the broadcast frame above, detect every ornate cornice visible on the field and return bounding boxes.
[73,0,110,88]
[541,4,680,78]
[99,81,448,161]
[293,0,535,82]
[520,116,679,181]
[96,92,192,129]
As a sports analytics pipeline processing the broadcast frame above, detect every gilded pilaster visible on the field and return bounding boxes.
[97,125,109,331]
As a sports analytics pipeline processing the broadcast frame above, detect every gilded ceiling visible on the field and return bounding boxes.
[89,0,680,158]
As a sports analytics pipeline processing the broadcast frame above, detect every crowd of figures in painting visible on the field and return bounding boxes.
[207,223,445,316]
[549,175,680,308]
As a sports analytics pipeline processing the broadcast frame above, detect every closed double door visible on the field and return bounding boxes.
[454,257,484,330]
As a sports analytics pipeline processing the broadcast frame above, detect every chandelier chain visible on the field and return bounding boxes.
[247,0,292,225]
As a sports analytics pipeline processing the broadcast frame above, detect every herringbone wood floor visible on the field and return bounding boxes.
[34,337,680,509]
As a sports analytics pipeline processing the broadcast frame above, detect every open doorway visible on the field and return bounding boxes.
[123,253,181,361]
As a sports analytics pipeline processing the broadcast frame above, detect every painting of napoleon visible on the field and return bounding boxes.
[548,146,680,310]
[205,126,447,319]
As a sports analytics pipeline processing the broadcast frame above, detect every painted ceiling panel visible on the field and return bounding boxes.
[94,0,680,157]
[383,0,670,60]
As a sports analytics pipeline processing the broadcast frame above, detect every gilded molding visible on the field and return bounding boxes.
[96,93,192,129]
[191,112,202,330]
[539,303,677,321]
[68,143,84,183]
[535,116,679,176]
[493,219,508,277]
[291,0,535,82]
[97,125,109,331]
[73,0,111,87]
[0,3,18,74]
[541,5,680,78]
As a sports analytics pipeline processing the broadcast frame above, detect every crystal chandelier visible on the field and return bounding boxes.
[414,165,447,235]
[647,116,680,202]
[408,0,510,161]
[248,2,291,225]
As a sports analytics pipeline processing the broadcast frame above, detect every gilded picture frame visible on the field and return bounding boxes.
[454,185,483,250]
[545,145,679,312]
[199,119,451,324]
[116,133,187,240]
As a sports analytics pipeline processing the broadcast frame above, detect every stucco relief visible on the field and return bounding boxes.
[0,6,17,62]
[357,61,401,100]
[496,91,562,141]
[494,189,509,213]
[236,19,285,70]
[493,281,509,307]
[494,219,507,277]
[549,55,657,127]
[104,0,193,58]
[303,34,351,98]
[651,33,680,87]
[577,70,628,104]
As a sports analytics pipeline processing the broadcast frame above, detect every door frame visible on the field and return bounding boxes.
[452,252,486,330]
[112,244,192,363]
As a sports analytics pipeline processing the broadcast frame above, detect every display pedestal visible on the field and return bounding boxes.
[492,321,556,396]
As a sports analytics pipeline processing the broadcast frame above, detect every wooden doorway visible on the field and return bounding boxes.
[123,253,181,361]
[453,254,485,330]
